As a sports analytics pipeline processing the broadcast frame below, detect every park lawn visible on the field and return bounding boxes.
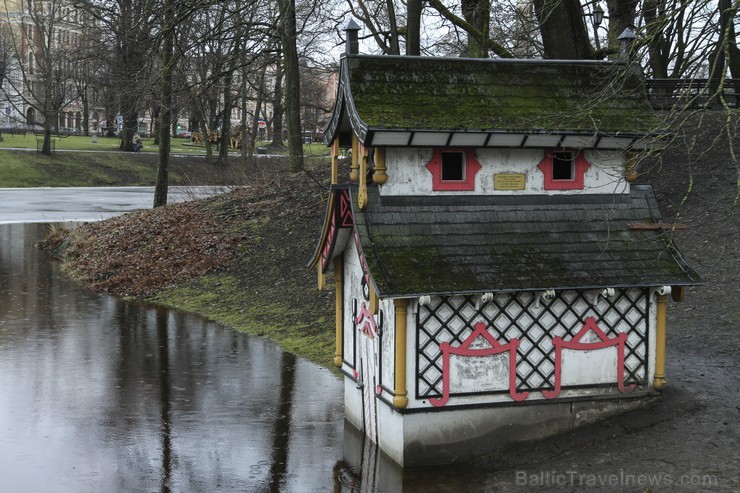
[0,141,331,188]
[0,133,330,157]
[0,131,331,188]
[0,150,168,187]
[0,133,206,154]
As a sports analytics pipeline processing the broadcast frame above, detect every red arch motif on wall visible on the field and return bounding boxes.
[429,322,529,407]
[542,317,636,399]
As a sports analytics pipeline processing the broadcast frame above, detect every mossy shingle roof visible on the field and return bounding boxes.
[352,186,701,297]
[325,55,663,146]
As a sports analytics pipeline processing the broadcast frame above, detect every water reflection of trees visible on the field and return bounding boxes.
[0,223,343,490]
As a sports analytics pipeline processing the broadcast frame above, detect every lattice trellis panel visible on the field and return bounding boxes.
[416,289,649,399]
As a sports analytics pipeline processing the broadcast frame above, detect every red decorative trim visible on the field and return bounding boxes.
[338,189,353,227]
[425,148,482,191]
[537,149,590,190]
[320,189,353,271]
[429,322,529,407]
[542,317,636,399]
[354,301,378,339]
[321,219,337,271]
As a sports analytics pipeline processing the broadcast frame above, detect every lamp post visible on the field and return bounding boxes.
[585,2,605,51]
[618,27,637,63]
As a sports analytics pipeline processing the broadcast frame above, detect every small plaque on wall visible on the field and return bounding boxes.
[494,173,526,190]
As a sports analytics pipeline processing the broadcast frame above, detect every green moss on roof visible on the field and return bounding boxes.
[352,187,701,297]
[344,56,661,134]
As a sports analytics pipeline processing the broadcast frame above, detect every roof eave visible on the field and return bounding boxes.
[322,56,369,147]
[376,279,704,300]
[359,128,669,151]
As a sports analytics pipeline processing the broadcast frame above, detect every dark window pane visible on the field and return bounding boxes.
[441,152,464,181]
[552,152,574,180]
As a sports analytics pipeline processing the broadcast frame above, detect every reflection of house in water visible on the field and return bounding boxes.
[310,25,701,467]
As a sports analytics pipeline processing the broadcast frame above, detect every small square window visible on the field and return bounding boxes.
[426,148,482,191]
[441,151,464,181]
[552,152,574,180]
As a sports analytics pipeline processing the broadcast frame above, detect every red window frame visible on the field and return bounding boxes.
[537,149,591,190]
[425,148,482,191]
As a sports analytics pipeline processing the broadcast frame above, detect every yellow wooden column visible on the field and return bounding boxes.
[373,148,388,184]
[625,152,638,182]
[368,280,379,314]
[358,144,369,209]
[333,257,343,367]
[317,264,326,290]
[654,292,668,390]
[393,298,410,408]
[331,138,339,185]
[349,135,359,182]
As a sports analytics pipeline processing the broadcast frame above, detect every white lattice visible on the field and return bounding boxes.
[416,288,649,399]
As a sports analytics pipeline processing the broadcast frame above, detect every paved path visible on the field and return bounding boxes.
[0,186,229,223]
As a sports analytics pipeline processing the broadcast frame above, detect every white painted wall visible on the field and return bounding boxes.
[342,239,402,436]
[379,148,629,196]
[379,298,395,394]
[342,239,364,430]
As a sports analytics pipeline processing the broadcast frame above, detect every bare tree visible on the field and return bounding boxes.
[75,0,159,152]
[153,0,174,207]
[278,0,304,171]
[642,0,721,79]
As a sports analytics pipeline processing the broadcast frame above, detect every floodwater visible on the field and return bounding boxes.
[0,186,228,223]
[0,222,493,492]
[0,222,347,492]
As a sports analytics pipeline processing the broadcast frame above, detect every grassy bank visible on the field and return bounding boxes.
[0,149,247,187]
[0,137,330,188]
[42,164,337,369]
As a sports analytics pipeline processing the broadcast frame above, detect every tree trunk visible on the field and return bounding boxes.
[606,0,638,55]
[154,0,174,208]
[533,0,593,59]
[152,103,161,145]
[119,110,138,151]
[278,0,303,172]
[461,0,490,58]
[643,0,670,78]
[707,0,738,108]
[385,0,400,55]
[406,0,422,56]
[82,89,90,137]
[248,60,268,160]
[270,54,285,149]
[204,122,214,161]
[218,69,233,164]
[720,0,740,79]
[42,127,52,155]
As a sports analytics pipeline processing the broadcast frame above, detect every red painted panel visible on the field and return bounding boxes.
[425,148,482,191]
[537,149,591,190]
